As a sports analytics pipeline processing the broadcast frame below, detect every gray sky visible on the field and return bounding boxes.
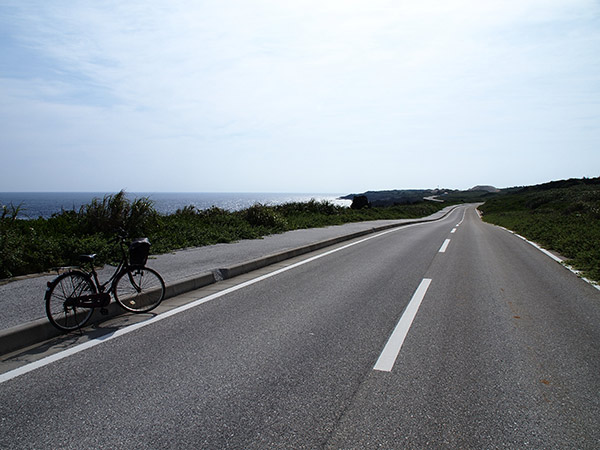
[1,0,599,193]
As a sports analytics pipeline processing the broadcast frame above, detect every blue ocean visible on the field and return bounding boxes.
[0,192,351,219]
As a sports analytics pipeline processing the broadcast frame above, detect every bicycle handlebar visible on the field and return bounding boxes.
[108,228,129,245]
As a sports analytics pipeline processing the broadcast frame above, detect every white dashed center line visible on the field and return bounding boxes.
[374,278,432,372]
[439,239,451,253]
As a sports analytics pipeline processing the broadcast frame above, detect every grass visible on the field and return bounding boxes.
[478,177,600,283]
[0,192,448,280]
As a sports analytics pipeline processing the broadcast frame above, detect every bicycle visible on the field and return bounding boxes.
[45,234,166,332]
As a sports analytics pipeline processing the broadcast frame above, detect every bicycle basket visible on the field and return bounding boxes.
[129,238,151,266]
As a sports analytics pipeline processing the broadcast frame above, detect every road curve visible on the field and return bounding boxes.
[1,205,598,449]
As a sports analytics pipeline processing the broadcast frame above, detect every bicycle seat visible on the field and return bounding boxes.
[79,254,97,263]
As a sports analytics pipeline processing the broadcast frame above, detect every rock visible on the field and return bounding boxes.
[350,195,371,210]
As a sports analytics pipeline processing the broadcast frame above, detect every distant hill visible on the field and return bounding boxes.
[339,189,441,207]
[340,187,495,206]
[469,185,499,193]
[341,177,600,207]
[516,176,600,193]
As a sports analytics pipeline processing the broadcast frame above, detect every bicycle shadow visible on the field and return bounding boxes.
[1,311,159,369]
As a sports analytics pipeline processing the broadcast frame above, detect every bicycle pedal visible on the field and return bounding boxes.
[100,308,109,316]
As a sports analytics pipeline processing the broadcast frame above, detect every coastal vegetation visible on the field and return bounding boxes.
[478,177,600,282]
[0,191,447,279]
[4,177,598,283]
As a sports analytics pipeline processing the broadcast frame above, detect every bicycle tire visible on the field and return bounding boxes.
[45,271,96,332]
[113,266,165,313]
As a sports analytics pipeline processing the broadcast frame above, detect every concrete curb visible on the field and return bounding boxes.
[0,207,457,356]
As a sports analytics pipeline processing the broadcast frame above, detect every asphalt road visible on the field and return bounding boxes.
[1,205,599,449]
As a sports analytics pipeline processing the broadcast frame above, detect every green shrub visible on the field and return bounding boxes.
[79,190,158,237]
[242,204,288,230]
[174,205,198,216]
[0,203,25,278]
[0,193,450,280]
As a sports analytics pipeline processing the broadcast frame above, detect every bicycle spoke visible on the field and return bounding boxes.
[114,267,165,313]
[46,272,95,332]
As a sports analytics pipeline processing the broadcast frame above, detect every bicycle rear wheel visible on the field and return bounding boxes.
[113,266,165,313]
[45,271,95,332]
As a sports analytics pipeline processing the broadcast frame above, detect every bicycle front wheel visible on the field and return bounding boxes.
[113,267,165,313]
[46,271,95,332]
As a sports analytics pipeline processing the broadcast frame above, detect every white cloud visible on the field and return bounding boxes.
[1,0,599,191]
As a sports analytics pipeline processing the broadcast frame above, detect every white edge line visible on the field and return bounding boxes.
[1,221,438,384]
[497,226,600,291]
[373,278,432,372]
[497,225,562,263]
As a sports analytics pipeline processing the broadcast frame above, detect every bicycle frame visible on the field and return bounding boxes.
[88,258,124,294]
[70,239,132,307]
